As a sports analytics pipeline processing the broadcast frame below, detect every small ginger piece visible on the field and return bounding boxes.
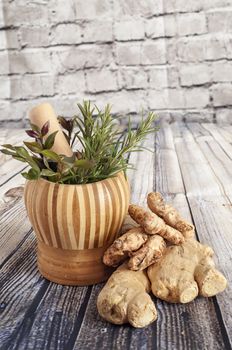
[103,227,148,267]
[128,235,166,271]
[147,192,194,238]
[97,263,157,328]
[129,204,184,245]
[148,240,227,304]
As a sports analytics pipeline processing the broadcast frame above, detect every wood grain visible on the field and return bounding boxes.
[171,122,232,343]
[0,124,231,350]
[24,172,129,285]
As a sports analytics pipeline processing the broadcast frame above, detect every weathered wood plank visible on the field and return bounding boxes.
[202,123,232,159]
[187,124,232,197]
[127,135,155,206]
[0,173,25,205]
[216,125,232,144]
[155,122,185,195]
[0,199,31,264]
[0,205,91,350]
[171,124,224,197]
[172,122,232,344]
[73,130,230,350]
[0,126,231,350]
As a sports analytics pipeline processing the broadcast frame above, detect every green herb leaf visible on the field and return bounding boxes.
[2,144,16,150]
[74,159,93,169]
[24,141,43,153]
[22,168,40,180]
[44,131,58,149]
[0,149,16,156]
[41,150,61,162]
[41,169,58,177]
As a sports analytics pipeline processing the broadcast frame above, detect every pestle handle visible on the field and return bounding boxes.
[29,103,73,157]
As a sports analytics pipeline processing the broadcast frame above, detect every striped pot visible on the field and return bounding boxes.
[24,172,130,286]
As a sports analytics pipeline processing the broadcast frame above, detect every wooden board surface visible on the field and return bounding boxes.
[0,124,231,350]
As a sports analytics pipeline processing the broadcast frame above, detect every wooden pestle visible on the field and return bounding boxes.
[29,103,73,157]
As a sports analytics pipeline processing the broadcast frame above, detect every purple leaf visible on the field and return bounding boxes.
[41,121,50,136]
[25,130,39,138]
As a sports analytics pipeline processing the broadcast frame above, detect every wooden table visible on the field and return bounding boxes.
[0,122,231,350]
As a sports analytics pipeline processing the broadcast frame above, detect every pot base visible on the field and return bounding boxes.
[37,241,114,286]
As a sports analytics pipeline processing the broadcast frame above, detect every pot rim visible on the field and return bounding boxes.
[26,171,127,188]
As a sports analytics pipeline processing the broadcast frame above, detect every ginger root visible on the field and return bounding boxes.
[147,192,194,238]
[97,263,157,328]
[103,227,148,267]
[148,239,227,303]
[103,227,166,271]
[128,234,166,271]
[129,204,184,245]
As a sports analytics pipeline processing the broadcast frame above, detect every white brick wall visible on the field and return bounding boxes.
[0,0,232,124]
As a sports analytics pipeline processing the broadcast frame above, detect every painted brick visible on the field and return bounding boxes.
[100,90,147,114]
[184,88,209,108]
[148,66,178,89]
[177,13,207,36]
[115,19,144,41]
[145,17,165,39]
[180,64,211,86]
[8,50,51,74]
[0,77,10,99]
[212,61,232,82]
[177,35,227,62]
[20,27,50,48]
[207,9,232,32]
[55,71,86,94]
[82,21,113,43]
[51,24,82,45]
[163,0,203,13]
[4,3,49,26]
[0,52,9,74]
[51,45,113,73]
[0,0,232,123]
[116,43,141,65]
[118,68,147,89]
[141,40,167,65]
[114,0,164,18]
[49,0,76,22]
[11,74,54,99]
[212,83,232,106]
[75,0,112,19]
[216,108,232,123]
[148,89,185,109]
[86,69,118,92]
[0,30,19,50]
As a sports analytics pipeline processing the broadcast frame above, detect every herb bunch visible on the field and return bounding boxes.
[1,101,158,184]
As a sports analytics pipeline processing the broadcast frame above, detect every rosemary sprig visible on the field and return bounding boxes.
[0,101,158,184]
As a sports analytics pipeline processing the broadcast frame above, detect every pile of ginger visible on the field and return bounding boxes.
[97,193,227,328]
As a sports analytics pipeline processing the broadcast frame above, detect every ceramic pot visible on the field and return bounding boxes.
[24,172,130,285]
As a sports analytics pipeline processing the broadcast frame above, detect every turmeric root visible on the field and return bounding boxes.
[148,239,227,303]
[97,263,157,328]
[103,227,148,267]
[129,204,184,245]
[147,192,194,238]
[128,235,166,271]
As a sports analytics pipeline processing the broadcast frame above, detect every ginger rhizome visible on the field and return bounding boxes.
[98,192,227,328]
[103,227,166,271]
[148,239,227,303]
[97,263,157,328]
[129,204,185,245]
[147,192,194,238]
